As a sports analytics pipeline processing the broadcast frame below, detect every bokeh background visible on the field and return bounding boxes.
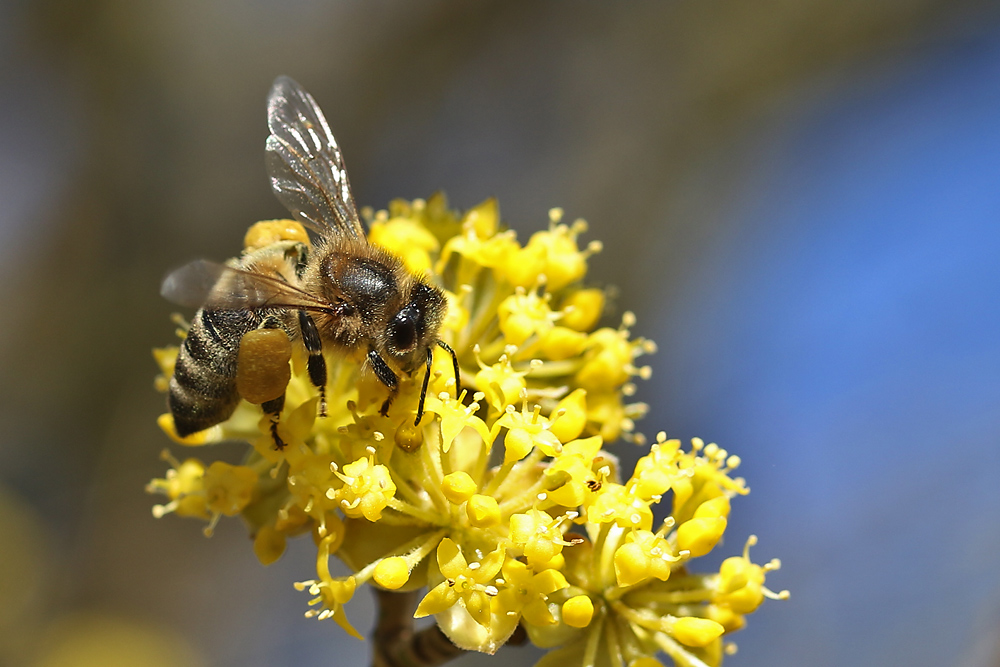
[2,1,1000,666]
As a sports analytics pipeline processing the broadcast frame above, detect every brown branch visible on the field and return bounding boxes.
[371,589,465,667]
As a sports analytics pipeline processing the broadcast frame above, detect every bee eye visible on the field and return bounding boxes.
[388,308,418,352]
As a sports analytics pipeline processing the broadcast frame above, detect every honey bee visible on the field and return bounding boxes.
[162,76,458,448]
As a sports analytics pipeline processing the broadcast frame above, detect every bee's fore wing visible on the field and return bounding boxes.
[265,76,364,240]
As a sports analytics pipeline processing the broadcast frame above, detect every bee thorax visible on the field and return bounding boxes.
[320,249,402,321]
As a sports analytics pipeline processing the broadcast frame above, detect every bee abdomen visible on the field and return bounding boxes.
[168,308,259,437]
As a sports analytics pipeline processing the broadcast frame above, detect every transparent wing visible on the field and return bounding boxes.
[265,76,364,240]
[161,259,331,313]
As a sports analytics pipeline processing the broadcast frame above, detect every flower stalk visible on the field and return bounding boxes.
[372,590,464,667]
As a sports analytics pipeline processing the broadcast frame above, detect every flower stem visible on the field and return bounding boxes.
[371,589,464,667]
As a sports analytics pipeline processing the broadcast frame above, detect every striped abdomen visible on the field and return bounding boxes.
[169,308,262,436]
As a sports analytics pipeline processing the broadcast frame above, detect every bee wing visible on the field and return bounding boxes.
[265,76,365,240]
[161,259,331,313]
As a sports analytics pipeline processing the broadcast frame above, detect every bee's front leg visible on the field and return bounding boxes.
[297,310,328,417]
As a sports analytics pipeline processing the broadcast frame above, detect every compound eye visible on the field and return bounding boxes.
[388,308,418,352]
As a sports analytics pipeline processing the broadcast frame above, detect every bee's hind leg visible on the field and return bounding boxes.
[261,394,287,450]
[237,323,292,450]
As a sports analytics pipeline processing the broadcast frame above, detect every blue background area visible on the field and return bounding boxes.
[651,32,1000,667]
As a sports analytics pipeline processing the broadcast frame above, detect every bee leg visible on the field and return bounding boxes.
[367,348,399,417]
[297,310,328,418]
[285,242,310,279]
[261,394,287,450]
[237,322,292,450]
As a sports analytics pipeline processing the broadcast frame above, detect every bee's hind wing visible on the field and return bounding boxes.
[161,259,331,313]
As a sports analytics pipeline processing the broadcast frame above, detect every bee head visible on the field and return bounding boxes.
[385,281,446,372]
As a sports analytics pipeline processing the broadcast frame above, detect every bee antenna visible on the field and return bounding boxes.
[415,348,433,426]
[414,341,461,427]
[437,340,460,397]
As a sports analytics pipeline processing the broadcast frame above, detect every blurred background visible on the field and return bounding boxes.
[2,1,999,665]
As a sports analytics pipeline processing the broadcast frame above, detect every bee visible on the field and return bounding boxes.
[161,76,458,448]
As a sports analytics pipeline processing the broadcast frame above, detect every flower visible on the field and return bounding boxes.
[148,194,784,666]
[524,434,789,667]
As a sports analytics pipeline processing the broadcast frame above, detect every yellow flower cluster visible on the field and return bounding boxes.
[148,195,785,666]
